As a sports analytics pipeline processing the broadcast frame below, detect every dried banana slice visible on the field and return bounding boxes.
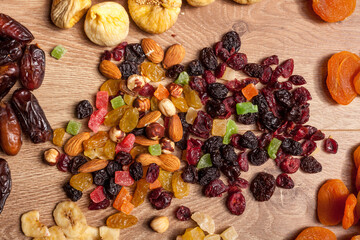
[53,201,87,238]
[128,0,182,34]
[33,226,67,240]
[84,2,129,46]
[99,226,120,240]
[187,0,215,7]
[51,0,92,29]
[21,210,50,238]
[231,0,261,4]
[78,226,100,240]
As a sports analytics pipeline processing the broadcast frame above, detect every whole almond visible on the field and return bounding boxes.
[135,136,159,146]
[64,132,90,156]
[99,60,122,79]
[79,159,109,173]
[141,38,164,64]
[159,154,180,172]
[137,111,162,128]
[136,153,162,166]
[162,44,185,69]
[168,114,183,142]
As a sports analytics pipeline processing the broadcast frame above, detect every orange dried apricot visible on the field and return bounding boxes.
[113,187,132,211]
[342,193,357,229]
[353,145,360,169]
[312,0,356,23]
[154,84,169,101]
[356,167,360,192]
[149,179,162,189]
[317,179,349,226]
[353,71,360,94]
[295,226,336,240]
[351,235,360,240]
[120,199,134,215]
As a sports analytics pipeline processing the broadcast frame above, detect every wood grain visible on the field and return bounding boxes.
[0,0,360,239]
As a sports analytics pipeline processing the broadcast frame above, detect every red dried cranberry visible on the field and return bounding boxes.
[199,92,210,105]
[114,151,133,166]
[274,122,288,136]
[292,87,312,105]
[234,92,246,103]
[221,163,241,181]
[324,138,338,154]
[138,83,155,97]
[281,81,293,90]
[203,70,216,84]
[228,178,249,191]
[310,130,325,141]
[262,55,279,66]
[227,191,246,215]
[175,206,191,221]
[230,134,243,150]
[226,79,244,92]
[146,163,160,183]
[280,156,300,174]
[258,133,273,148]
[148,188,173,210]
[237,152,249,172]
[215,63,226,79]
[190,111,213,139]
[275,148,288,166]
[189,76,207,94]
[278,59,294,78]
[101,50,112,61]
[276,173,294,189]
[88,199,110,210]
[301,140,317,156]
[292,126,308,141]
[186,138,203,165]
[226,53,247,70]
[260,66,272,84]
[213,41,223,56]
[300,156,322,173]
[203,179,228,197]
[289,75,306,85]
[57,154,71,172]
[223,96,236,114]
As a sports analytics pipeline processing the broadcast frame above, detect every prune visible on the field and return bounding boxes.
[226,53,247,70]
[301,140,317,156]
[237,152,249,172]
[251,94,268,115]
[190,76,207,94]
[243,63,264,78]
[222,31,241,52]
[146,163,160,183]
[0,102,22,156]
[204,179,228,197]
[239,131,258,149]
[0,62,18,100]
[236,112,258,125]
[106,160,122,177]
[220,144,237,163]
[69,155,88,174]
[11,88,53,143]
[262,55,279,66]
[281,138,303,156]
[63,182,82,202]
[207,83,229,99]
[166,64,185,79]
[0,158,11,214]
[203,70,216,84]
[93,169,109,186]
[259,112,281,132]
[0,39,23,66]
[190,111,213,139]
[227,192,246,215]
[187,60,204,76]
[289,75,306,85]
[324,138,338,154]
[88,199,110,210]
[210,151,224,168]
[205,99,226,118]
[292,87,312,105]
[248,148,269,166]
[300,156,322,173]
[104,178,121,200]
[119,61,139,79]
[202,136,223,154]
[250,172,275,202]
[181,164,198,183]
[274,89,294,108]
[114,151,133,166]
[129,162,143,181]
[57,154,71,172]
[276,173,294,189]
[175,206,191,221]
[198,167,220,186]
[148,188,173,210]
[76,100,93,119]
[186,138,203,165]
[124,43,145,64]
[221,163,241,181]
[199,47,218,70]
[20,44,45,90]
[0,14,34,43]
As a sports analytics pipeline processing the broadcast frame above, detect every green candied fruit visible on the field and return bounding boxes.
[197,153,212,169]
[267,137,282,159]
[51,45,67,60]
[110,95,125,109]
[66,120,82,135]
[148,144,162,156]
[174,71,190,85]
[223,120,238,144]
[236,102,258,115]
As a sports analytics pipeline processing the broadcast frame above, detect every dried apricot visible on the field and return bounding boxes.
[154,84,169,101]
[353,71,360,95]
[295,226,336,240]
[342,193,357,229]
[356,167,360,192]
[351,236,360,240]
[312,0,356,23]
[354,145,360,169]
[317,179,349,225]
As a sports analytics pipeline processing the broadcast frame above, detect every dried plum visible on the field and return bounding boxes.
[63,182,82,202]
[187,60,204,76]
[207,83,229,99]
[124,43,145,64]
[199,47,218,70]
[76,100,93,119]
[250,172,275,202]
[300,156,322,173]
[198,167,220,186]
[239,131,258,149]
[222,31,241,52]
[248,148,269,166]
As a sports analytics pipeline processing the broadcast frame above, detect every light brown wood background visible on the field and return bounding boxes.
[0,0,360,239]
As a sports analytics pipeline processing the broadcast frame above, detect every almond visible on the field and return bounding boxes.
[158,154,180,172]
[168,114,183,142]
[135,136,159,146]
[64,132,91,156]
[99,60,122,79]
[137,111,162,128]
[136,153,162,166]
[141,38,164,64]
[162,44,185,69]
[79,159,109,173]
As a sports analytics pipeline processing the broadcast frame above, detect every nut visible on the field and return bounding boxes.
[136,153,162,166]
[64,132,91,156]
[150,216,169,233]
[162,44,186,69]
[127,74,149,91]
[137,110,162,128]
[79,159,109,173]
[168,83,183,98]
[146,122,165,140]
[99,60,122,79]
[51,0,91,29]
[168,114,183,142]
[158,154,180,172]
[43,148,60,166]
[159,138,175,154]
[133,97,150,112]
[135,136,159,146]
[109,126,126,143]
[158,98,176,117]
[141,38,164,63]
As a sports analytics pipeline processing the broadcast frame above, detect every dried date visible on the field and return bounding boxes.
[0,62,19,100]
[0,102,22,155]
[0,39,23,65]
[0,158,11,214]
[0,13,34,43]
[20,44,45,90]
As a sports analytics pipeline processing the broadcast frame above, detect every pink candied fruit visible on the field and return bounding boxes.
[90,186,106,203]
[88,108,107,132]
[115,171,135,186]
[115,134,135,153]
[96,91,109,110]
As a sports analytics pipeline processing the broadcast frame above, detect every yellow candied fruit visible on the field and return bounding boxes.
[220,226,238,240]
[182,227,205,240]
[211,119,227,137]
[172,171,189,199]
[53,128,66,147]
[186,107,197,125]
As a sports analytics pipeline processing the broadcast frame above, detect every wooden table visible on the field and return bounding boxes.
[1,0,360,239]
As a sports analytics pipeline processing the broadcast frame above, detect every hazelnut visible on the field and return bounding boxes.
[158,98,176,117]
[109,126,126,143]
[168,83,183,98]
[150,216,169,233]
[133,97,150,112]
[44,148,60,166]
[146,123,165,140]
[127,74,149,91]
[160,138,175,154]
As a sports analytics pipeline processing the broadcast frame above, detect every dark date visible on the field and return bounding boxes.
[11,88,52,143]
[20,44,45,90]
[0,13,34,43]
[0,62,19,99]
[0,38,23,65]
[0,102,22,155]
[0,158,11,214]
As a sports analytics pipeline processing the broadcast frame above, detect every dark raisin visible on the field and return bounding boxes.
[119,61,139,79]
[276,173,294,189]
[198,167,220,186]
[204,179,228,197]
[222,31,241,52]
[300,156,322,173]
[262,55,279,66]
[251,94,269,115]
[280,156,300,174]
[210,151,224,168]
[205,99,226,119]
[57,154,71,172]
[130,128,145,137]
[190,111,213,139]
[148,188,173,210]
[220,144,237,163]
[250,172,276,202]
[181,164,198,183]
[243,63,264,78]
[236,112,258,125]
[226,192,246,215]
[207,83,229,99]
[324,138,338,154]
[69,155,88,174]
[76,100,93,119]
[88,199,110,210]
[237,152,249,172]
[106,161,121,178]
[199,47,218,70]
[226,53,247,70]
[274,89,294,108]
[63,182,82,202]
[104,178,121,200]
[114,151,133,166]
[289,75,306,85]
[202,136,223,154]
[124,43,145,64]
[221,163,241,181]
[175,206,191,221]
[0,39,23,65]
[129,162,143,181]
[187,60,204,76]
[260,112,281,132]
[146,163,160,183]
[166,64,185,79]
[281,138,303,156]
[239,131,258,149]
[93,169,109,186]
[248,148,269,166]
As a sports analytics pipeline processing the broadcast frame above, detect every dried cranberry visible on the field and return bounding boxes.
[187,60,204,76]
[198,167,220,186]
[227,191,246,215]
[148,188,173,210]
[222,31,241,52]
[280,156,300,174]
[220,144,238,163]
[214,63,226,79]
[88,199,110,210]
[190,76,207,94]
[292,87,312,105]
[207,83,229,99]
[248,148,269,166]
[258,133,273,148]
[175,206,191,221]
[190,111,213,139]
[226,79,244,92]
[213,41,223,56]
[104,178,121,200]
[199,92,210,105]
[289,75,306,85]
[218,48,230,62]
[221,163,241,181]
[281,138,303,156]
[226,53,247,70]
[204,179,228,197]
[301,140,317,156]
[276,173,294,189]
[237,152,249,172]
[181,164,198,183]
[250,172,276,202]
[138,83,155,97]
[310,130,325,141]
[57,154,71,172]
[63,182,82,202]
[260,66,272,84]
[114,151,133,166]
[124,43,145,64]
[146,163,160,183]
[223,96,236,115]
[203,70,216,84]
[239,131,258,149]
[69,155,88,174]
[275,148,288,166]
[279,59,294,78]
[236,112,258,125]
[228,178,249,191]
[243,63,264,78]
[292,126,308,141]
[234,92,246,103]
[230,134,242,150]
[93,169,109,186]
[129,162,143,181]
[202,136,223,154]
[119,61,139,79]
[200,47,218,70]
[101,50,112,61]
[166,64,185,79]
[324,138,338,154]
[186,138,203,165]
[300,156,322,173]
[262,55,279,66]
[210,151,224,168]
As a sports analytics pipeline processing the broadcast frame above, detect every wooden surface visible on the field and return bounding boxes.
[1,0,360,239]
